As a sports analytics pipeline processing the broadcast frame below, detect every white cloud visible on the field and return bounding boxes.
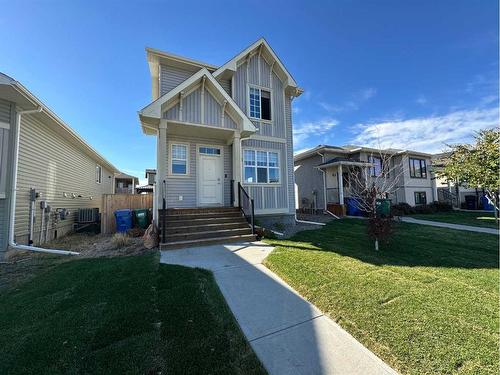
[293,118,339,149]
[416,95,427,105]
[320,87,376,113]
[351,106,499,154]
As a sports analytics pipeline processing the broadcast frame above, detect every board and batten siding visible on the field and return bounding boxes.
[164,87,237,129]
[0,99,12,254]
[163,135,232,208]
[14,113,114,245]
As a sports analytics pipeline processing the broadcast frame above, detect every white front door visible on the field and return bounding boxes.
[198,148,223,206]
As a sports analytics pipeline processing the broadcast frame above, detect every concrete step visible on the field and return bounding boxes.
[162,211,243,221]
[164,207,240,215]
[164,227,253,242]
[160,234,257,250]
[166,221,250,234]
[165,216,248,228]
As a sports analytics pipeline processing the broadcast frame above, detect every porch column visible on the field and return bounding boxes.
[154,120,168,223]
[232,132,242,207]
[338,164,344,205]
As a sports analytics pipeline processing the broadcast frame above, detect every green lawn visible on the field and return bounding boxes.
[408,210,498,229]
[265,220,499,375]
[0,254,265,375]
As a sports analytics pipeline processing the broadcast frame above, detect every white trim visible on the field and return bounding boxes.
[168,141,190,177]
[196,143,224,207]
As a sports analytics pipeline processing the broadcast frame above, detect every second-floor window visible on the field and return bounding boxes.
[96,165,102,184]
[368,156,382,177]
[249,87,271,121]
[244,150,280,184]
[409,157,427,178]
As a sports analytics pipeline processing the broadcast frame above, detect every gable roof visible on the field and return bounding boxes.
[0,72,119,173]
[213,38,303,97]
[138,68,256,136]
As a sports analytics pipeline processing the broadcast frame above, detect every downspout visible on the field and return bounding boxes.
[8,107,79,256]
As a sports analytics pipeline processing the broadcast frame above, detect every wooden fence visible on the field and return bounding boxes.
[101,194,153,234]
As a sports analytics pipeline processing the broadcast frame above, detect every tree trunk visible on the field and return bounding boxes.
[375,238,379,251]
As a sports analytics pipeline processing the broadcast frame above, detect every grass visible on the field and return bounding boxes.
[264,219,499,375]
[0,254,265,374]
[408,210,498,229]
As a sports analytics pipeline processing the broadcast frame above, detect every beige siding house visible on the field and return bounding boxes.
[0,73,119,257]
[294,145,436,214]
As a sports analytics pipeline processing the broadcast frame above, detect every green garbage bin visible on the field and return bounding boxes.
[133,209,149,229]
[375,199,391,218]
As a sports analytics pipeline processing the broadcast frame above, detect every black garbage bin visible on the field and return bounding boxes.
[464,195,477,210]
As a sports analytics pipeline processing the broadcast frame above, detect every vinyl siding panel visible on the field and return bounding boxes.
[294,154,325,210]
[183,88,201,123]
[233,62,247,112]
[284,97,295,213]
[14,113,114,245]
[160,64,195,95]
[217,78,232,97]
[165,135,232,208]
[204,89,221,126]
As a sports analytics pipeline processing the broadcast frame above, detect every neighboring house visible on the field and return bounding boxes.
[0,73,119,257]
[138,38,302,247]
[114,172,139,194]
[294,144,436,214]
[432,152,490,209]
[136,169,155,194]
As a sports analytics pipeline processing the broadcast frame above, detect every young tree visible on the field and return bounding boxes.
[345,149,405,250]
[438,128,500,220]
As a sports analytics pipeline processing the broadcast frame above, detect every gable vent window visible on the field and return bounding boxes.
[96,165,102,184]
[249,87,271,121]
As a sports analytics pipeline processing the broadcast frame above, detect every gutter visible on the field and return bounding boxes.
[8,107,79,256]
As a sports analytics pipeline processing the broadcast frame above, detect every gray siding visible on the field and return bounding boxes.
[160,64,195,95]
[294,154,325,210]
[163,88,237,130]
[164,135,232,208]
[217,78,232,96]
[14,113,114,245]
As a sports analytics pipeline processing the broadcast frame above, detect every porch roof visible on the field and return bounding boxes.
[317,157,372,169]
[138,68,256,137]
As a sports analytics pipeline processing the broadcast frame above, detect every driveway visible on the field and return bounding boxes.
[161,242,398,375]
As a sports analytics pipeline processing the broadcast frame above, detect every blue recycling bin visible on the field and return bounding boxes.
[114,209,133,233]
[481,195,494,211]
[345,197,361,216]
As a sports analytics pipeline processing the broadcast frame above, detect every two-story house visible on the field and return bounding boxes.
[138,38,302,248]
[294,144,437,215]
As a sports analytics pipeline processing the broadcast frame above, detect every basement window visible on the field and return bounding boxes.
[249,87,271,121]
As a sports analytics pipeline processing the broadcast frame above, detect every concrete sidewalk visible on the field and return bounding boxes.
[400,217,499,235]
[161,242,398,375]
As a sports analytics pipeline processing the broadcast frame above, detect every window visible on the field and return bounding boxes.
[96,165,102,184]
[171,144,188,175]
[368,156,382,177]
[243,150,280,184]
[199,147,221,155]
[414,191,427,205]
[409,158,427,178]
[249,87,271,121]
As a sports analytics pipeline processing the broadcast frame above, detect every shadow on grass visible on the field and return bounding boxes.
[267,219,499,269]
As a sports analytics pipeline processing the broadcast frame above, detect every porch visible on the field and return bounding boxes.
[318,157,372,217]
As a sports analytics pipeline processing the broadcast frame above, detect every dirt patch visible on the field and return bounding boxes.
[1,233,157,291]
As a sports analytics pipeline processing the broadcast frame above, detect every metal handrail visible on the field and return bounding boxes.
[237,182,255,234]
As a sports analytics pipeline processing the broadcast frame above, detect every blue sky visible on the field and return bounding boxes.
[0,0,498,183]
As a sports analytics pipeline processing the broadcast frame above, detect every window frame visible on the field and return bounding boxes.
[96,165,102,184]
[409,157,427,179]
[247,85,273,123]
[242,148,281,185]
[414,191,427,205]
[368,155,383,177]
[169,142,190,177]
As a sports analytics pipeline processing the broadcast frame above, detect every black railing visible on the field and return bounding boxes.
[237,182,255,234]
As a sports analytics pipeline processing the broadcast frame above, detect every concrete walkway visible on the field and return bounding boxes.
[400,217,499,235]
[161,242,398,375]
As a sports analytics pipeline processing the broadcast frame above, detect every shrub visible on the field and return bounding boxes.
[391,203,414,216]
[112,233,132,249]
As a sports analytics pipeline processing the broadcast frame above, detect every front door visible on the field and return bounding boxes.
[198,147,223,206]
